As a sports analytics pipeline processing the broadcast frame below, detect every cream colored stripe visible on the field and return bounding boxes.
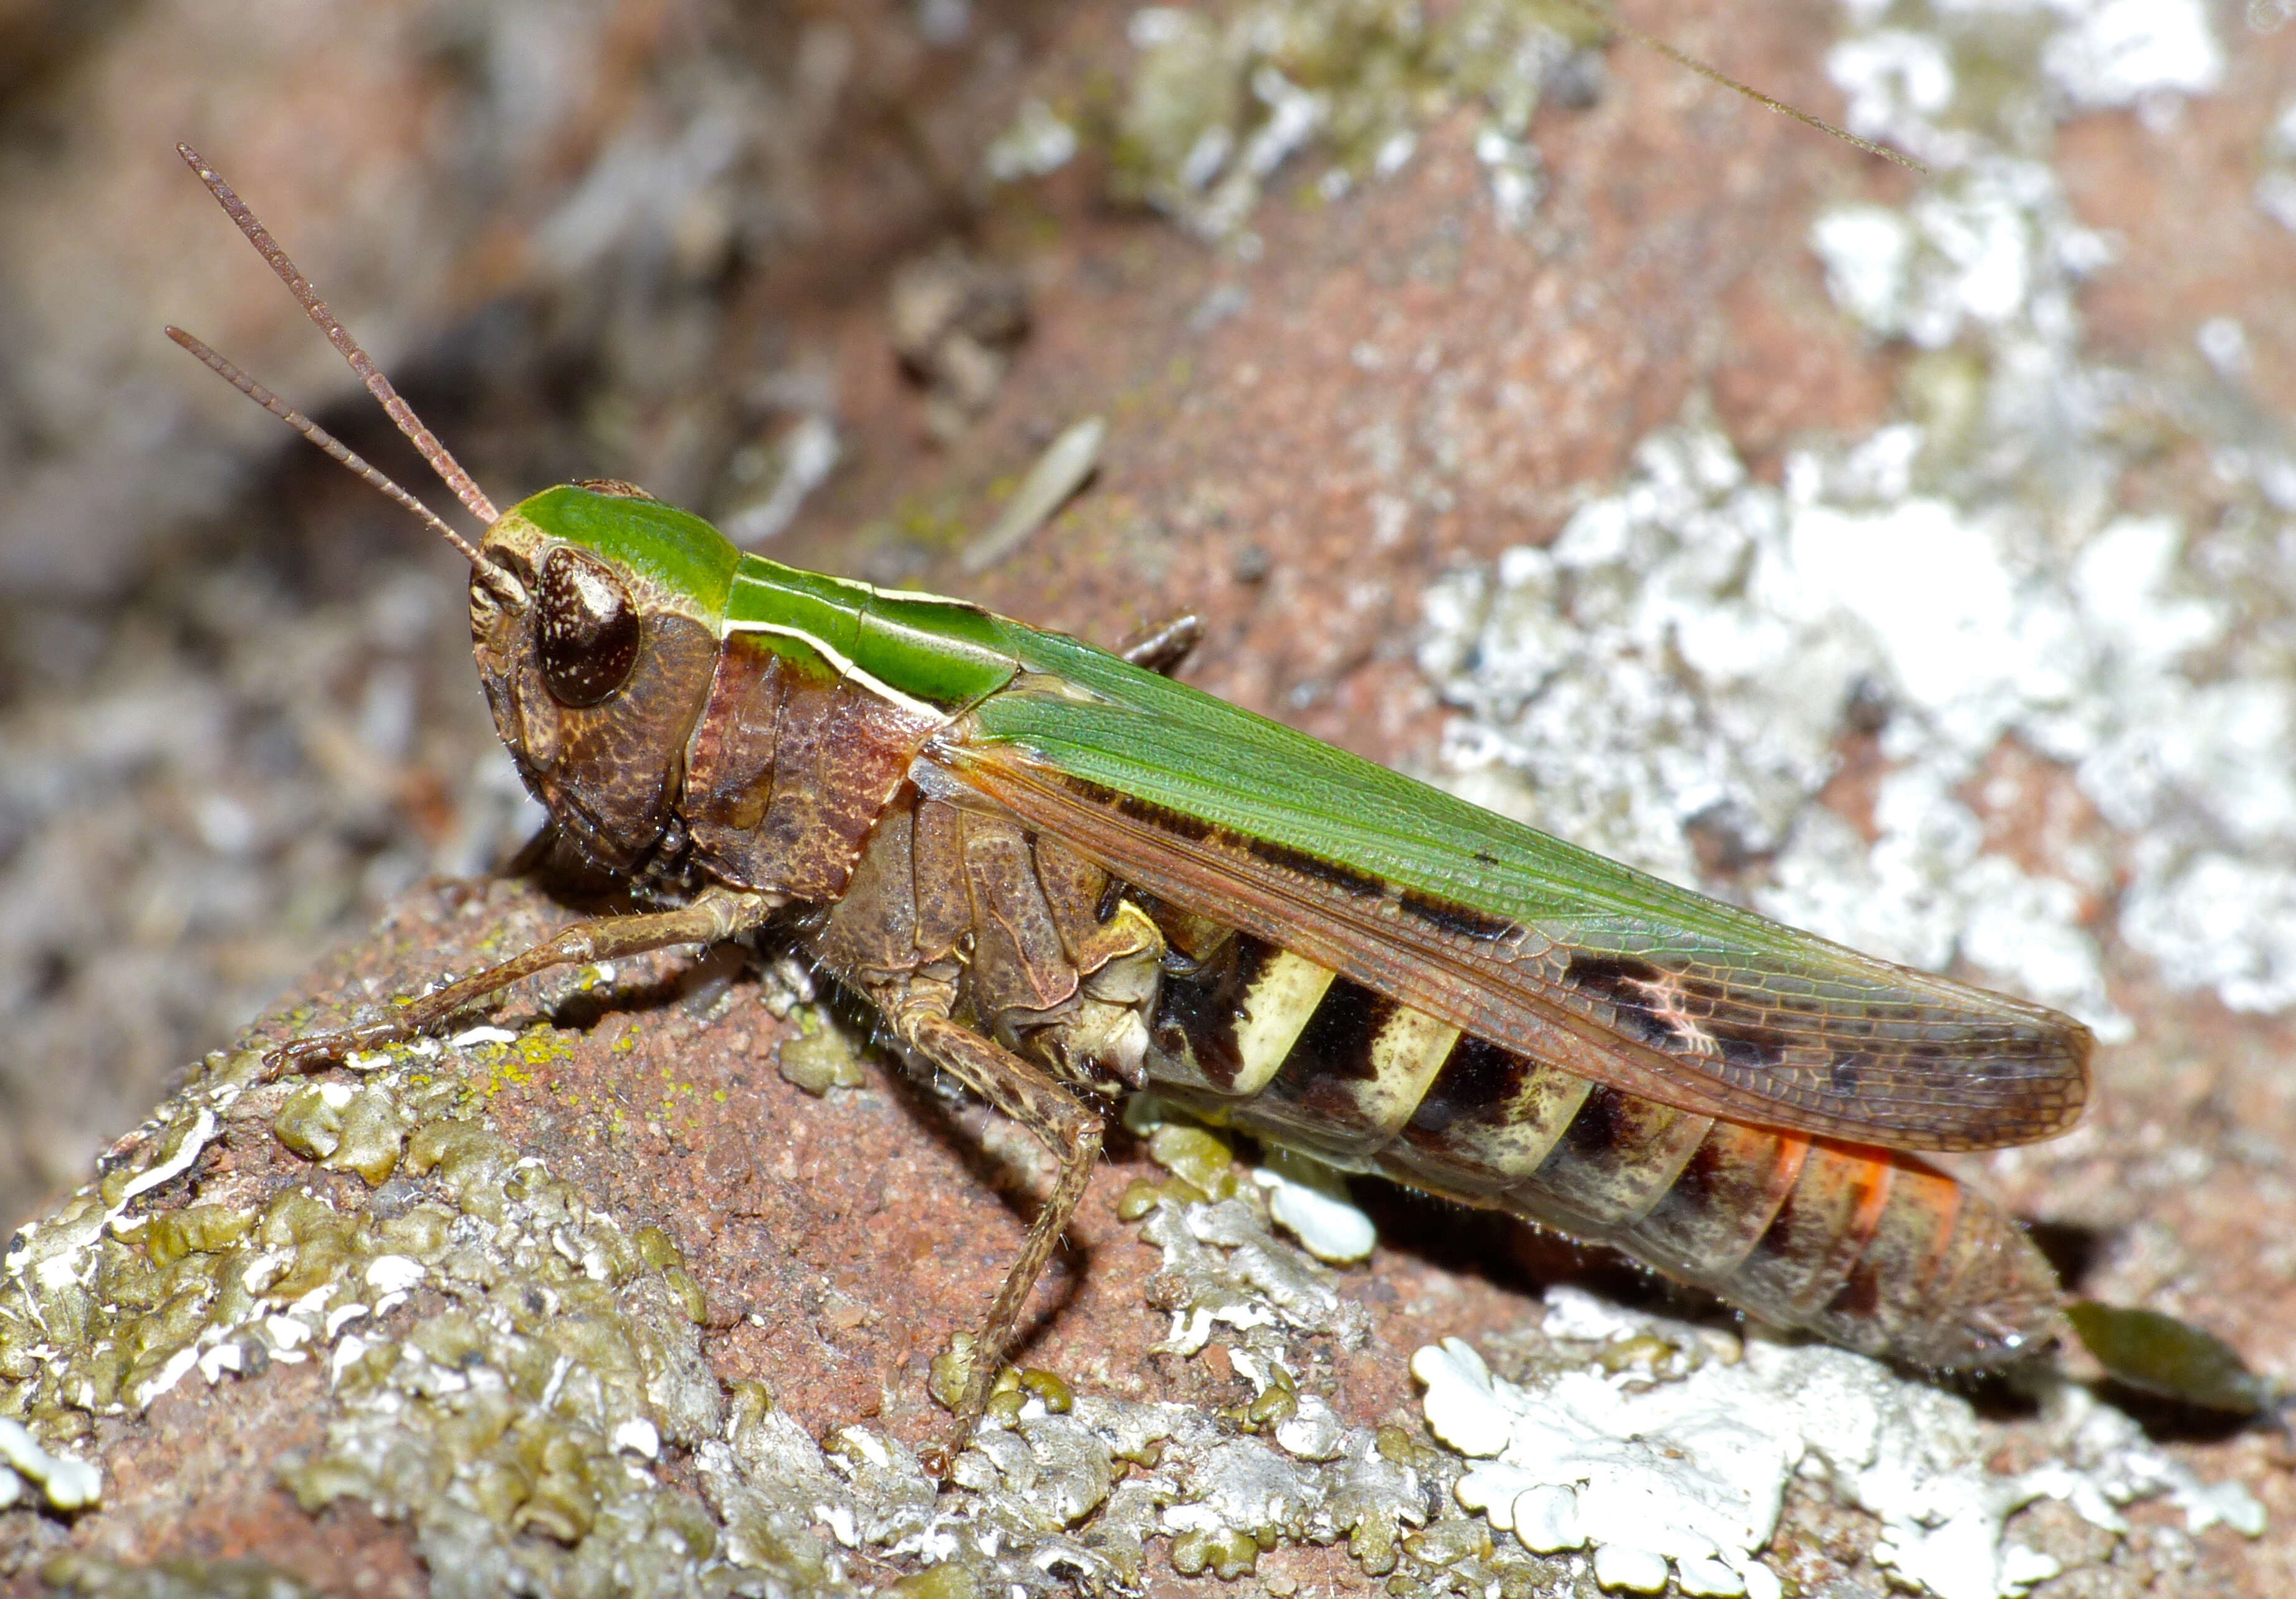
[1437,1066,1591,1181]
[1230,951,1337,1095]
[1360,1009,1463,1136]
[717,617,945,723]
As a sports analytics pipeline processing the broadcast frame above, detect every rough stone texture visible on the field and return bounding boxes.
[1,0,1095,1231]
[4,0,2295,1594]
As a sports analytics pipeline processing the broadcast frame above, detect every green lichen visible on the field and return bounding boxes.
[1240,1359,1299,1430]
[40,1552,327,1598]
[250,1064,780,1595]
[884,1565,978,1599]
[1169,1525,1260,1578]
[1111,0,1603,237]
[1014,1368,1073,1415]
[326,1088,411,1184]
[1403,1516,1493,1567]
[0,1030,852,1598]
[1144,1122,1241,1199]
[6,949,1488,1598]
[926,1333,983,1413]
[773,1011,866,1096]
[271,1082,347,1162]
[144,1205,254,1264]
[1114,1174,1187,1219]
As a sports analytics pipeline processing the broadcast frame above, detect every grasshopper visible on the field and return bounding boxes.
[168,142,2093,1474]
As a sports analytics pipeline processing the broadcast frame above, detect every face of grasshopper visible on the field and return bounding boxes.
[468,481,740,875]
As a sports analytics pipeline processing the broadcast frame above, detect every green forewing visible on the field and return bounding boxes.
[530,486,2088,1153]
[978,622,1905,956]
[945,618,2091,1153]
[986,625,1791,936]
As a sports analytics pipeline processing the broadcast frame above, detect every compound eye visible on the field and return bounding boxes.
[536,545,641,707]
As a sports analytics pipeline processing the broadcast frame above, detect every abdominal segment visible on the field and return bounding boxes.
[1140,921,2064,1368]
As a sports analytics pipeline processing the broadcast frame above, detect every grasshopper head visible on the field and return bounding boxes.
[165,147,755,878]
[472,482,740,873]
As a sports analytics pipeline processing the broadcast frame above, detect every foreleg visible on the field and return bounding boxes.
[268,886,782,1077]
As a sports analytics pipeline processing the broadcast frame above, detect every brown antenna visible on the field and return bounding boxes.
[175,142,503,525]
[1558,0,1926,175]
[165,325,487,568]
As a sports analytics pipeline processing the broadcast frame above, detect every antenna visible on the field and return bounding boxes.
[165,325,487,568]
[174,142,504,525]
[1559,0,1926,175]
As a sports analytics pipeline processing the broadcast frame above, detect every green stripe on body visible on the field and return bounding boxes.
[727,557,1020,711]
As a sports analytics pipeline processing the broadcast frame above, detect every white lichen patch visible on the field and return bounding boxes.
[1251,1146,1379,1263]
[1018,1115,1581,1590]
[674,1112,1483,1593]
[2259,94,2296,237]
[2036,0,2223,112]
[1421,0,2296,1032]
[1422,418,2126,1035]
[0,1415,100,1511]
[3,996,1537,1597]
[1418,1290,2264,1599]
[983,97,1081,184]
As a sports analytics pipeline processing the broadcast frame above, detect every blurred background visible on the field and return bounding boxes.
[9,7,2296,1588]
[0,0,1079,1226]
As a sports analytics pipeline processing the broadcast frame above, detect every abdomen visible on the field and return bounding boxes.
[1138,920,2062,1368]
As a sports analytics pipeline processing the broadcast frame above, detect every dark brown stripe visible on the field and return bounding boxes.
[1247,835,1388,900]
[1828,1252,1885,1320]
[1397,888,1516,943]
[1405,1035,1529,1137]
[1623,1121,1810,1282]
[1105,785,1213,843]
[1657,1128,1726,1214]
[1252,978,1396,1137]
[1512,1083,1711,1234]
[1281,978,1390,1084]
[1149,931,1278,1092]
[1071,777,1389,905]
[1556,1082,1628,1162]
[1738,1183,1807,1301]
[1382,1035,1590,1199]
[1562,955,1683,1050]
[1048,777,1529,943]
[1563,954,1787,1075]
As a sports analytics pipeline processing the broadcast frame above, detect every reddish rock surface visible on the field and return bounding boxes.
[5,1,2294,1594]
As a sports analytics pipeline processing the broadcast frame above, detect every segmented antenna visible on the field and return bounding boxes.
[165,325,486,567]
[175,142,503,525]
[1559,0,1925,174]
